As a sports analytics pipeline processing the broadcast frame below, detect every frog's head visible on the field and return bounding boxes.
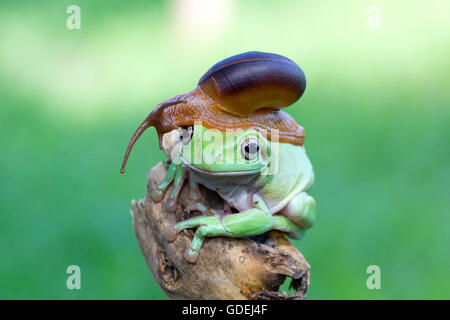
[179,124,270,176]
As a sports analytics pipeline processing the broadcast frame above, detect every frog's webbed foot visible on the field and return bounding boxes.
[150,161,186,211]
[258,191,316,240]
[165,194,274,263]
[164,192,316,263]
[280,192,316,238]
[163,201,232,248]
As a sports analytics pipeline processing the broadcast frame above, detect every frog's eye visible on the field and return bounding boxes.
[241,138,260,161]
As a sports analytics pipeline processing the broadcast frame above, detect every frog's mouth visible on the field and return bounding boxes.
[179,155,267,176]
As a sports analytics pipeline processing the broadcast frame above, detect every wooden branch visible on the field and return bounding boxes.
[131,162,310,300]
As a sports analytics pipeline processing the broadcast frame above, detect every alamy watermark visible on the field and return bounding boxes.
[366,265,381,290]
[66,5,81,30]
[366,5,381,30]
[66,265,81,290]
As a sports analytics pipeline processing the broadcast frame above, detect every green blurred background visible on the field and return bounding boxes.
[0,0,449,299]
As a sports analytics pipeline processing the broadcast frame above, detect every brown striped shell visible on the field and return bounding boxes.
[199,51,306,116]
[121,52,307,173]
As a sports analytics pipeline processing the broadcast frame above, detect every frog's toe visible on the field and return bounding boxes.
[150,188,164,202]
[184,247,199,264]
[163,226,179,242]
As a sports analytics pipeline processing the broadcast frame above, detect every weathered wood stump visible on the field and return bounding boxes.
[131,162,310,300]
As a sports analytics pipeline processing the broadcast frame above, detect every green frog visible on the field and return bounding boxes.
[154,124,315,263]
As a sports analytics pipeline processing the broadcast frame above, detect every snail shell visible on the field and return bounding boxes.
[121,52,307,173]
[199,51,306,116]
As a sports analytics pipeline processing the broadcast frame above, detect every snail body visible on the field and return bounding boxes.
[121,51,307,173]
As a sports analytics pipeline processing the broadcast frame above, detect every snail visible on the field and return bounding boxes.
[120,51,307,173]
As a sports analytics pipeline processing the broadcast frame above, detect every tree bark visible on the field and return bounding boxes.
[131,162,311,300]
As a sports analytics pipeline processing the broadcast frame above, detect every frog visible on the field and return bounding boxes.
[154,123,316,263]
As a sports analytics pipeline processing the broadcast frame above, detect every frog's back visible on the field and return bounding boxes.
[260,143,314,214]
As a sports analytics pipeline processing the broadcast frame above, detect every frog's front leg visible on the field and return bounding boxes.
[164,194,275,263]
[150,161,186,211]
[150,161,177,202]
